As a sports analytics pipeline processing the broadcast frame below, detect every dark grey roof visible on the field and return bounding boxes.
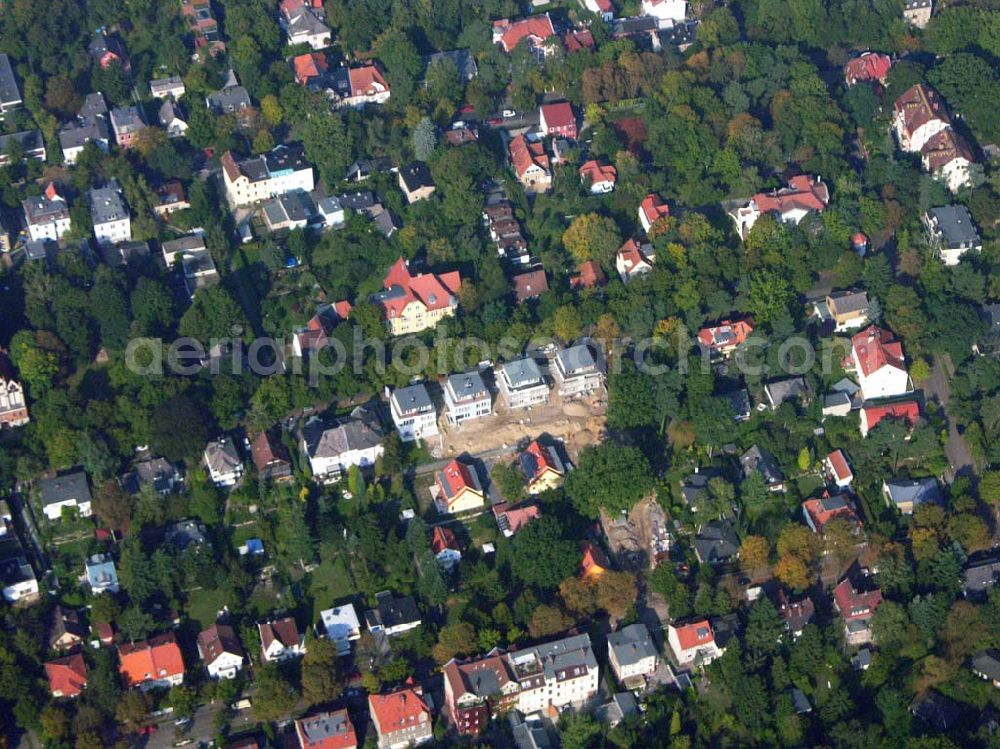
[502,357,544,389]
[694,519,739,564]
[740,445,783,486]
[607,623,657,667]
[926,206,981,249]
[110,105,144,133]
[399,161,435,192]
[556,343,599,376]
[764,377,809,407]
[89,180,128,224]
[263,191,314,226]
[884,478,942,507]
[337,190,375,211]
[425,50,478,82]
[80,93,108,119]
[851,648,872,670]
[972,650,1000,682]
[910,690,962,732]
[207,86,251,114]
[0,130,43,156]
[303,407,384,459]
[680,470,713,508]
[828,290,869,314]
[37,470,91,506]
[165,519,208,549]
[370,205,399,237]
[709,613,740,649]
[264,144,308,173]
[447,370,489,399]
[613,16,658,35]
[511,720,553,749]
[392,383,433,414]
[150,76,184,96]
[204,436,241,475]
[0,555,34,586]
[101,240,150,266]
[0,54,21,107]
[963,557,1000,596]
[722,389,751,419]
[367,591,421,629]
[789,688,812,714]
[298,711,352,744]
[158,98,185,127]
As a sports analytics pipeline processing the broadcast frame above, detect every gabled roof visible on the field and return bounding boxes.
[833,570,882,619]
[509,134,549,178]
[894,84,951,139]
[973,650,1000,682]
[495,14,556,52]
[259,617,300,652]
[861,401,920,432]
[921,128,976,171]
[802,492,860,533]
[608,623,657,667]
[432,525,462,555]
[672,619,715,651]
[45,654,88,697]
[251,431,291,472]
[348,64,389,97]
[884,477,942,507]
[570,260,606,289]
[640,194,670,226]
[435,458,483,507]
[616,239,652,275]
[296,709,356,749]
[852,326,905,377]
[697,319,753,350]
[844,52,892,84]
[372,257,461,319]
[563,28,595,52]
[540,101,574,130]
[580,540,610,578]
[118,632,185,686]
[826,450,852,482]
[519,440,564,483]
[512,268,548,303]
[493,501,541,535]
[294,51,328,82]
[752,175,829,217]
[198,623,243,666]
[38,470,91,506]
[579,160,617,186]
[369,687,430,734]
[694,519,739,563]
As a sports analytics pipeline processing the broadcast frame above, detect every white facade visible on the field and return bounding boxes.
[319,604,362,655]
[206,651,243,680]
[641,0,687,26]
[929,155,976,194]
[43,498,91,521]
[93,216,131,245]
[443,374,492,424]
[27,215,71,242]
[667,623,723,666]
[307,441,383,478]
[222,151,315,208]
[390,388,439,443]
[1,558,38,603]
[895,116,950,154]
[261,636,305,663]
[853,355,910,401]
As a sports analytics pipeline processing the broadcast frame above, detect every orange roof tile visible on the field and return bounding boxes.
[431,525,462,555]
[861,401,919,431]
[509,134,549,179]
[118,632,184,687]
[640,193,670,226]
[497,15,556,52]
[45,654,88,698]
[348,64,389,97]
[369,687,430,735]
[294,52,328,83]
[579,160,617,186]
[852,326,905,377]
[673,620,714,651]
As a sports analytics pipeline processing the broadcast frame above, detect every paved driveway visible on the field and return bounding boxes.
[924,354,976,483]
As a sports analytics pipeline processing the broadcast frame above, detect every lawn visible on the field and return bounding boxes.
[795,473,825,497]
[186,587,227,629]
[307,553,355,620]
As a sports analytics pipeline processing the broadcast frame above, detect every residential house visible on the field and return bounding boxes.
[85,553,119,594]
[110,106,145,148]
[0,54,22,115]
[775,590,815,637]
[824,449,854,488]
[204,436,243,488]
[694,519,739,564]
[118,633,185,690]
[432,526,463,570]
[580,541,610,581]
[764,377,810,409]
[0,352,29,428]
[434,457,486,514]
[424,49,479,82]
[250,431,292,483]
[801,492,861,534]
[492,14,557,56]
[370,257,461,336]
[45,654,88,699]
[551,343,604,397]
[319,603,361,655]
[283,6,331,49]
[59,93,110,164]
[262,190,315,232]
[740,445,785,492]
[539,102,577,139]
[259,617,306,663]
[295,710,357,749]
[903,0,933,27]
[370,204,400,237]
[483,201,528,261]
[851,325,910,401]
[369,686,433,749]
[641,0,688,27]
[89,180,132,245]
[300,407,385,480]
[38,470,92,521]
[882,477,942,514]
[964,555,1000,598]
[923,205,982,265]
[509,134,551,193]
[698,319,754,358]
[843,52,892,86]
[206,85,252,115]
[443,633,599,733]
[921,128,977,193]
[498,358,549,409]
[153,181,189,216]
[181,0,226,56]
[859,401,920,438]
[730,175,830,239]
[894,84,951,153]
[680,468,721,512]
[615,239,653,283]
[443,370,492,424]
[164,519,210,551]
[120,456,179,495]
[668,619,723,666]
[398,162,436,203]
[162,233,207,265]
[89,31,128,70]
[598,692,640,728]
[519,439,564,493]
[221,146,315,207]
[198,624,244,679]
[325,64,391,109]
[910,690,961,732]
[833,567,882,646]
[365,591,422,637]
[512,268,548,304]
[158,99,188,138]
[493,501,541,537]
[390,383,439,443]
[723,388,752,421]
[291,302,348,358]
[0,556,38,603]
[972,651,1000,688]
[150,76,185,99]
[47,606,86,651]
[579,160,617,193]
[607,623,659,688]
[23,183,71,242]
[100,240,150,267]
[181,246,220,297]
[582,0,614,21]
[317,196,345,227]
[570,260,606,290]
[824,290,870,331]
[638,193,670,234]
[0,130,46,166]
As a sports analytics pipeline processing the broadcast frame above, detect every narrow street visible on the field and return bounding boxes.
[924,354,976,484]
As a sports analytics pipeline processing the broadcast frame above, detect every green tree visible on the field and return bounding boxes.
[301,636,343,706]
[412,117,437,161]
[301,112,352,188]
[562,213,622,266]
[564,443,655,517]
[490,460,525,503]
[252,665,299,722]
[508,517,579,590]
[150,395,210,462]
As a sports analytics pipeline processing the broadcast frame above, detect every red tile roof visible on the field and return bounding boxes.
[294,52,328,84]
[493,501,542,533]
[369,687,430,737]
[579,160,617,187]
[802,492,861,534]
[512,268,548,303]
[45,654,88,698]
[580,541,609,578]
[434,459,482,510]
[259,617,300,653]
[673,620,715,651]
[753,175,829,217]
[221,151,241,182]
[698,319,754,351]
[640,194,670,227]
[495,15,556,52]
[509,134,549,179]
[861,401,919,432]
[616,239,651,274]
[118,632,185,687]
[570,260,606,289]
[844,52,892,85]
[895,84,951,142]
[540,101,575,131]
[522,440,562,483]
[348,64,389,97]
[295,709,357,749]
[431,526,462,555]
[563,28,595,52]
[852,326,905,378]
[921,128,975,172]
[826,450,852,482]
[251,431,291,473]
[198,623,243,667]
[833,577,882,619]
[377,257,461,320]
